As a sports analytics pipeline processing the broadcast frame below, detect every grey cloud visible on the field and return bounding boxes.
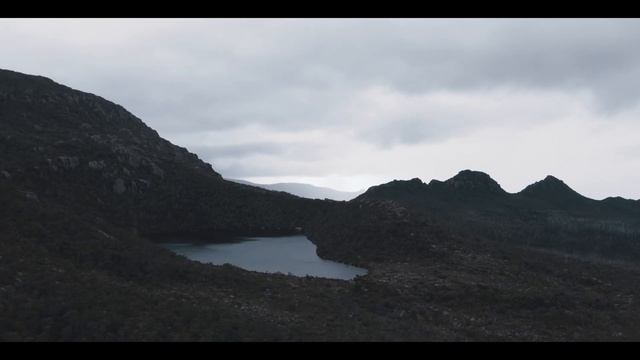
[189,142,286,160]
[188,138,337,173]
[123,20,640,135]
[4,19,640,198]
[217,159,320,178]
[217,162,285,178]
[9,19,640,134]
[360,116,458,148]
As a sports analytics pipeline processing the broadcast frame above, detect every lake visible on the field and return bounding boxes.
[162,235,368,280]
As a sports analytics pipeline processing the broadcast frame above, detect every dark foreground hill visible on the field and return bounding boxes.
[2,69,640,340]
[0,69,332,239]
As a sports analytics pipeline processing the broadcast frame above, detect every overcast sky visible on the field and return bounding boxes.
[2,18,640,199]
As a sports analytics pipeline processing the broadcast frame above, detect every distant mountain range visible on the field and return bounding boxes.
[357,170,640,217]
[227,178,364,201]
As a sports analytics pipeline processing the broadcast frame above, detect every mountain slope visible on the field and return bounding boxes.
[518,175,595,210]
[0,68,331,239]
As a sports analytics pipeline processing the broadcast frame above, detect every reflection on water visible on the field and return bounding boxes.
[162,235,367,280]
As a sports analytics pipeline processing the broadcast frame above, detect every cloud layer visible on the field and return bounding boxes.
[2,19,640,199]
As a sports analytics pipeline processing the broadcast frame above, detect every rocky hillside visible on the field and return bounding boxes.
[0,69,331,239]
[6,174,640,341]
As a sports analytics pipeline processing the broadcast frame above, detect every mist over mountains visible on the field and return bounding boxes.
[227,178,364,201]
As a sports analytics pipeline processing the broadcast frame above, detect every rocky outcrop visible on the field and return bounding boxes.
[112,178,126,194]
[87,160,106,170]
[56,156,80,170]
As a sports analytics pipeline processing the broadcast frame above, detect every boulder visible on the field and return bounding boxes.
[113,178,126,194]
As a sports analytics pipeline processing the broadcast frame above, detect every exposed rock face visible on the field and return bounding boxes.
[56,156,79,169]
[150,162,164,178]
[87,160,106,170]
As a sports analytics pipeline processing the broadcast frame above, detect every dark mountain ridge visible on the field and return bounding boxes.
[359,170,638,215]
[343,170,640,264]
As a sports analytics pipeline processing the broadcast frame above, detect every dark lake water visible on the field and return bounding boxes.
[162,235,367,280]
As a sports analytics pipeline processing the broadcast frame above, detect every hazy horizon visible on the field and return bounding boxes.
[3,19,640,199]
